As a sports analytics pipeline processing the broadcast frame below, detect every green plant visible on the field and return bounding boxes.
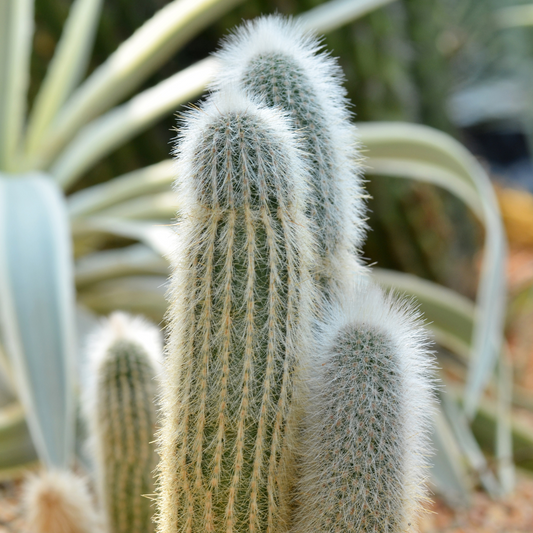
[85,312,162,533]
[213,16,367,299]
[156,86,318,533]
[293,279,435,533]
[0,0,517,516]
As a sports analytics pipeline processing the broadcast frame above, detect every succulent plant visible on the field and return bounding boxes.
[213,15,367,300]
[155,87,318,533]
[85,312,162,533]
[292,280,436,533]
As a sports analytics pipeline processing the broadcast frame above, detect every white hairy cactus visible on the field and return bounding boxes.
[22,469,102,533]
[293,280,436,533]
[85,311,163,533]
[156,87,318,533]
[213,15,367,296]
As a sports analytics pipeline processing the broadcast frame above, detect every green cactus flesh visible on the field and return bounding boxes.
[157,98,315,533]
[241,51,361,294]
[295,326,408,533]
[96,339,158,533]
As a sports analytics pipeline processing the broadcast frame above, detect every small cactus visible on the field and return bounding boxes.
[85,312,162,533]
[292,280,436,533]
[213,15,367,297]
[22,469,102,533]
[156,88,317,533]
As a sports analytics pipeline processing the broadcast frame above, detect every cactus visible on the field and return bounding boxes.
[156,88,317,533]
[213,16,367,298]
[22,469,102,533]
[292,280,435,533]
[85,312,162,533]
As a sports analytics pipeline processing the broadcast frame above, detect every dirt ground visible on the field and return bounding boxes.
[421,475,533,533]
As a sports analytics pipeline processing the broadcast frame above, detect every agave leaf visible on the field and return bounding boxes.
[0,332,16,403]
[89,191,178,220]
[68,159,175,218]
[77,275,168,322]
[430,406,471,507]
[0,0,33,171]
[51,0,405,189]
[298,0,397,34]
[0,174,76,468]
[372,268,474,349]
[51,58,217,189]
[439,389,501,497]
[360,122,507,418]
[25,0,104,156]
[0,402,37,479]
[71,217,176,257]
[496,351,515,494]
[75,244,168,287]
[0,374,15,408]
[43,0,244,163]
[367,158,483,218]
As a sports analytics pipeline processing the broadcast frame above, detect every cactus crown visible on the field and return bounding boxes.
[213,16,367,294]
[293,280,436,533]
[22,469,102,533]
[157,87,318,533]
[85,312,162,533]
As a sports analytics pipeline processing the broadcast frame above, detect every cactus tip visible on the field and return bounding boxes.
[22,469,102,533]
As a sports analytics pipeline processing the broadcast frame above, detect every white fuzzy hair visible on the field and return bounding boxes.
[172,85,310,218]
[293,279,437,532]
[22,469,103,533]
[211,15,367,278]
[84,311,163,375]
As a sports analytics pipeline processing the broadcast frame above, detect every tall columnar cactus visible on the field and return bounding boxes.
[85,312,163,533]
[22,469,102,533]
[156,88,317,533]
[213,16,367,298]
[293,280,435,533]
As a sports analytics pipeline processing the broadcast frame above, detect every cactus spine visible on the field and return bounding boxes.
[86,312,162,533]
[156,88,317,533]
[213,16,367,297]
[292,280,435,533]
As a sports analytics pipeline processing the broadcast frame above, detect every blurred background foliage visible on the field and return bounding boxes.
[30,0,510,296]
[4,0,533,514]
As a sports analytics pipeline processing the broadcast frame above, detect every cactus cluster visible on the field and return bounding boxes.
[213,17,367,298]
[85,312,163,533]
[23,15,436,533]
[154,14,435,533]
